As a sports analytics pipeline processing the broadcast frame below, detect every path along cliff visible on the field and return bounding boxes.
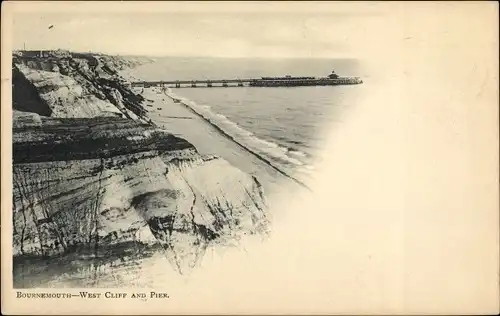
[12,51,271,287]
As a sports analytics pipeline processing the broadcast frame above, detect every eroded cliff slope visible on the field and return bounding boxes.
[13,51,150,120]
[12,52,269,286]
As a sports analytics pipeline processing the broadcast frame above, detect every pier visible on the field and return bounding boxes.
[132,79,255,88]
[130,71,363,88]
[131,77,363,88]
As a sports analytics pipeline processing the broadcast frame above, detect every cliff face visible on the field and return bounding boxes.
[13,52,150,121]
[96,54,156,71]
[12,52,269,285]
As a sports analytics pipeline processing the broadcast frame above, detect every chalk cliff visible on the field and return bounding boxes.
[12,51,269,285]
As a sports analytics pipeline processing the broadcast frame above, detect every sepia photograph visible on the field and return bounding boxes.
[1,1,499,314]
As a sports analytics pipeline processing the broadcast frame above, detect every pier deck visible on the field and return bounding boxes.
[130,77,363,88]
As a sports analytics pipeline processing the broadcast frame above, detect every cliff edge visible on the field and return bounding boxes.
[12,51,269,287]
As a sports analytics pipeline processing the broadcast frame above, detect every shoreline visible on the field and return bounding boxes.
[137,86,308,201]
[119,67,316,190]
[161,88,312,191]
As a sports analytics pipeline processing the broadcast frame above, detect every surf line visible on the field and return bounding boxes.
[162,90,312,192]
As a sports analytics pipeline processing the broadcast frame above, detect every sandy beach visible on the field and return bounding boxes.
[139,87,307,206]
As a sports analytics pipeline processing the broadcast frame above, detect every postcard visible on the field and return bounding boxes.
[1,1,498,314]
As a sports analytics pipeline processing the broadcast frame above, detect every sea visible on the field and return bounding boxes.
[128,57,366,183]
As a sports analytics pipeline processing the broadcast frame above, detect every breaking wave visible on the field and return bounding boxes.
[164,88,315,187]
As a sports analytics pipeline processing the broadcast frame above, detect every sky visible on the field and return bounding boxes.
[8,1,393,58]
[7,1,498,60]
